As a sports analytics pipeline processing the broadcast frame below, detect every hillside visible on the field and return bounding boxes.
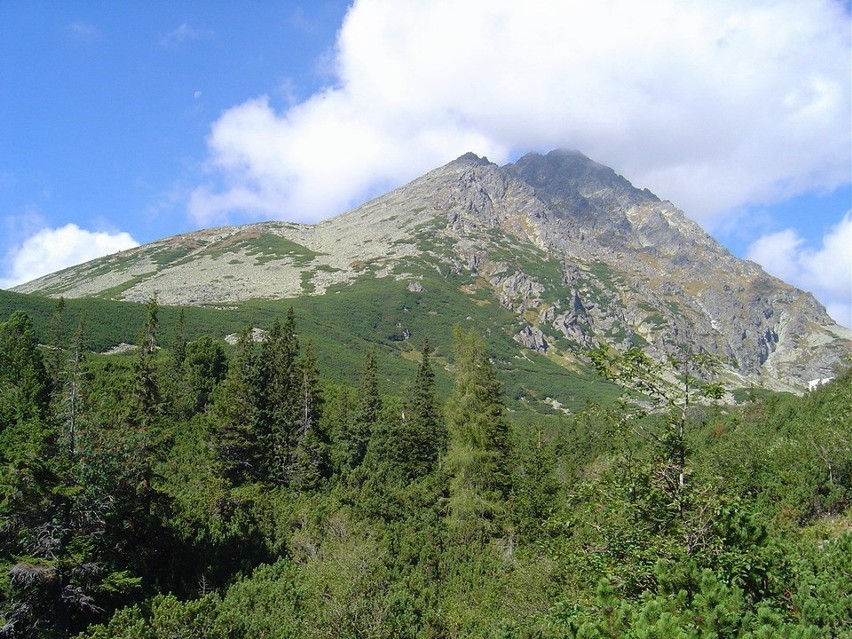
[11,149,850,393]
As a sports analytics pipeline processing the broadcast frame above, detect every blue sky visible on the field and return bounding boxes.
[1,1,850,326]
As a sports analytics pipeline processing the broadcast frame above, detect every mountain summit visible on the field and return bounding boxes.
[13,150,850,392]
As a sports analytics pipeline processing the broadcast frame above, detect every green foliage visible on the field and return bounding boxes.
[0,312,51,431]
[444,327,512,542]
[509,427,559,542]
[256,310,301,483]
[364,340,443,483]
[173,335,227,417]
[210,327,262,485]
[239,234,319,265]
[0,312,157,638]
[589,344,727,523]
[0,306,848,639]
[0,270,623,413]
[695,369,852,524]
[288,342,331,492]
[341,350,381,473]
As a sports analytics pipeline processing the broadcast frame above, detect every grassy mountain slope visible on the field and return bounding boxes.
[0,270,621,413]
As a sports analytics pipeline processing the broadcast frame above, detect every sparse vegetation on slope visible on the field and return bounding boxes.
[10,151,849,392]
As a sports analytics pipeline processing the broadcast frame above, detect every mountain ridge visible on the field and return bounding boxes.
[12,149,850,392]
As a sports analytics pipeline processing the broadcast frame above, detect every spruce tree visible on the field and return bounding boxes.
[211,326,262,485]
[346,350,381,471]
[58,321,87,459]
[289,341,330,491]
[123,297,163,539]
[408,339,444,469]
[258,310,300,483]
[365,340,441,482]
[0,311,51,432]
[129,296,162,431]
[322,384,356,476]
[443,327,511,541]
[178,336,227,417]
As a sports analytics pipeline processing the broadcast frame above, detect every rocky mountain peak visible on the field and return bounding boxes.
[507,149,659,209]
[11,149,849,393]
[451,151,495,167]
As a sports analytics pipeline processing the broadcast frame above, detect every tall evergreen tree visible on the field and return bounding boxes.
[57,321,87,460]
[345,350,381,471]
[108,298,172,593]
[177,336,227,417]
[322,384,356,476]
[0,311,51,434]
[121,297,163,557]
[365,340,441,482]
[128,296,161,431]
[408,339,444,469]
[0,313,136,638]
[289,341,329,491]
[443,328,511,542]
[258,309,300,483]
[210,326,262,485]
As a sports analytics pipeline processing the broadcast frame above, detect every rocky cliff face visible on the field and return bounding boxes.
[13,150,850,392]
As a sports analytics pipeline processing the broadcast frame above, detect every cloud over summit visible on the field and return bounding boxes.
[190,0,850,228]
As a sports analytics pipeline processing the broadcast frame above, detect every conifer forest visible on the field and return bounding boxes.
[0,300,849,638]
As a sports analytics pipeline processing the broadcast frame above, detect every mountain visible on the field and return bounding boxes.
[12,149,850,393]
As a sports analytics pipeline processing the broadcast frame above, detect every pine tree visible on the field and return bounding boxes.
[128,296,162,431]
[0,311,51,433]
[345,350,381,471]
[289,341,330,491]
[408,339,444,469]
[443,328,511,542]
[365,340,442,482]
[258,309,300,483]
[210,326,262,484]
[178,336,227,417]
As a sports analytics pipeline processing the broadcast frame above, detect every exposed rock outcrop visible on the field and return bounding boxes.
[514,324,548,353]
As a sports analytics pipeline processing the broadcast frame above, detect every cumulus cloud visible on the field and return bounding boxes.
[190,0,850,227]
[0,224,138,290]
[746,212,852,327]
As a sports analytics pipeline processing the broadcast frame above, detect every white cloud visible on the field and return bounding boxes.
[746,212,852,327]
[0,224,138,290]
[190,0,850,227]
[160,22,213,47]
